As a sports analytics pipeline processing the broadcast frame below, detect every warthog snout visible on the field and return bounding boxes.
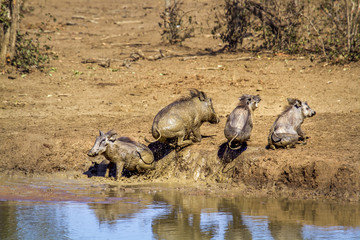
[87,150,96,157]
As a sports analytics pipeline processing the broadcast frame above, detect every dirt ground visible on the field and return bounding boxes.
[0,0,359,201]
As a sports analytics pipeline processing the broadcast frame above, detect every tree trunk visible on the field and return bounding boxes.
[0,3,11,69]
[0,0,21,70]
[8,0,21,60]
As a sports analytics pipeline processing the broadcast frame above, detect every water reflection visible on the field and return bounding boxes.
[1,184,360,240]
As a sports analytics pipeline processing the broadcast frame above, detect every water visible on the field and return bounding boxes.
[0,176,360,240]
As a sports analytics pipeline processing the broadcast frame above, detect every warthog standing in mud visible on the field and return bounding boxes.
[149,89,220,150]
[88,130,155,179]
[268,98,316,149]
[224,94,261,149]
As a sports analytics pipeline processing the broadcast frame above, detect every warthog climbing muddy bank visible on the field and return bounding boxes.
[88,130,155,179]
[148,89,220,150]
[224,94,261,149]
[268,98,316,149]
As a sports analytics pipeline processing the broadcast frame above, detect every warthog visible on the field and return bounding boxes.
[224,94,261,149]
[88,130,155,179]
[148,89,220,150]
[268,98,316,149]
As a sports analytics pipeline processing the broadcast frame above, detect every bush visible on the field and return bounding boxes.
[159,1,197,45]
[1,0,55,72]
[212,0,250,51]
[212,0,360,63]
[11,31,50,72]
[318,0,360,62]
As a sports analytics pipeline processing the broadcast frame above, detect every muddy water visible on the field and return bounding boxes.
[0,176,360,240]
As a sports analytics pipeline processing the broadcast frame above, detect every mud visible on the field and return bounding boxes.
[0,0,359,201]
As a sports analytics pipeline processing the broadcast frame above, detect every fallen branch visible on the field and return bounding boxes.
[57,94,72,97]
[81,58,111,68]
[196,66,225,70]
[180,56,198,61]
[110,42,150,47]
[221,57,255,61]
[114,20,143,25]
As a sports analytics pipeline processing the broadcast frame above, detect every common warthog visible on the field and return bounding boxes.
[149,89,220,150]
[88,130,155,179]
[268,98,316,149]
[224,94,261,149]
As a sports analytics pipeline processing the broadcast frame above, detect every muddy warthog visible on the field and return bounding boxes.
[224,94,261,149]
[268,98,316,149]
[88,130,155,179]
[148,89,220,150]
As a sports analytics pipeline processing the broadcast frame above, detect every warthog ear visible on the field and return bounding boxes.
[109,135,117,142]
[239,94,251,104]
[199,91,207,101]
[106,130,118,141]
[287,98,300,105]
[287,98,296,104]
[288,98,302,108]
[189,88,200,98]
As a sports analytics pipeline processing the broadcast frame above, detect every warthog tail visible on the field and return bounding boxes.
[228,132,242,150]
[136,151,155,165]
[144,127,162,143]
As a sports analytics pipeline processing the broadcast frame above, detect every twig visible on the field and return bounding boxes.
[221,57,255,61]
[81,58,111,68]
[100,34,123,41]
[302,14,327,57]
[81,58,109,64]
[114,20,143,25]
[110,42,150,47]
[180,56,198,61]
[196,66,225,70]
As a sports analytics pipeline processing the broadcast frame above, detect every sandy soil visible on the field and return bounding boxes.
[0,0,359,201]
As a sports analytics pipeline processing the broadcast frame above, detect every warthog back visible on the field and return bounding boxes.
[224,94,261,149]
[268,98,316,149]
[151,89,219,149]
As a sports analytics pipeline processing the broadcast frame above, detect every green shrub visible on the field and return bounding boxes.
[11,31,49,72]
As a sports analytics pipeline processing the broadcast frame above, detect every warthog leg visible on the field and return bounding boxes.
[272,133,299,148]
[115,161,125,180]
[176,135,193,150]
[192,128,202,142]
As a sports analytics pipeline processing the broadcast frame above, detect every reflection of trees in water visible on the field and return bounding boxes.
[268,220,303,240]
[216,198,253,240]
[253,198,360,228]
[0,203,18,239]
[0,202,70,239]
[150,191,300,239]
[85,187,360,239]
[226,197,303,240]
[151,191,216,240]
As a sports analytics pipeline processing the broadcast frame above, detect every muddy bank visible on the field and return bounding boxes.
[0,109,359,201]
[1,141,359,202]
[83,138,360,201]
